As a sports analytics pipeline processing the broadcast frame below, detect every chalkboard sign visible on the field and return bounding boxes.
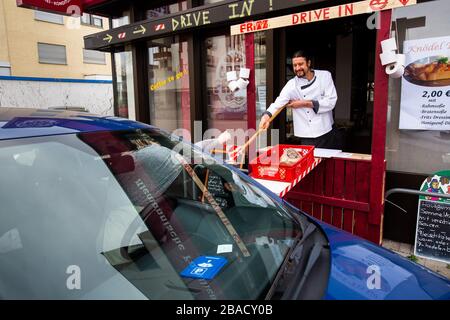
[206,171,228,197]
[205,170,230,209]
[414,199,450,264]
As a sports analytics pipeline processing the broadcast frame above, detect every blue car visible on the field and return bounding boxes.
[0,108,449,300]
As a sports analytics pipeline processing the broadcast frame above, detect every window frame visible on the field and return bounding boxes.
[34,10,64,25]
[83,48,107,65]
[37,42,67,65]
[0,67,11,76]
[80,13,104,29]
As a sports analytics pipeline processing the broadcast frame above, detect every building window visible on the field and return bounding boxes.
[81,13,103,28]
[386,0,450,175]
[114,47,135,119]
[147,36,190,136]
[145,1,187,19]
[34,10,64,24]
[112,15,129,28]
[0,67,11,76]
[205,34,248,132]
[83,49,106,65]
[38,43,67,65]
[112,10,130,28]
[0,61,10,76]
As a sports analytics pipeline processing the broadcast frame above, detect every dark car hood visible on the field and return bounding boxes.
[229,167,450,300]
[316,221,450,300]
[0,108,151,140]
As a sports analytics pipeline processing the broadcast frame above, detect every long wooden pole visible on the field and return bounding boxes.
[230,104,287,160]
[174,154,251,257]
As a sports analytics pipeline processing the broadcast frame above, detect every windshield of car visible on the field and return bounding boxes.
[0,128,301,299]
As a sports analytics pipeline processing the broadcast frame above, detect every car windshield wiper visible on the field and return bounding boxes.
[264,231,302,299]
[264,222,317,299]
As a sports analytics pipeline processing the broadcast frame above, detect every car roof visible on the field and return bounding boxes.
[0,108,151,140]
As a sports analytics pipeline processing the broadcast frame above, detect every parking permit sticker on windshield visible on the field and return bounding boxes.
[217,244,233,254]
[180,256,227,280]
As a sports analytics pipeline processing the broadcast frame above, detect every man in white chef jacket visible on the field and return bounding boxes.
[259,50,340,148]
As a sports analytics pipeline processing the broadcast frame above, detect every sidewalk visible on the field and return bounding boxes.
[382,239,450,279]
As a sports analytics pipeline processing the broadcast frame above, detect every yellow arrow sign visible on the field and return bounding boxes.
[133,25,146,35]
[103,34,113,43]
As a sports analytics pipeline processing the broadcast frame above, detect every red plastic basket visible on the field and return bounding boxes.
[249,144,315,182]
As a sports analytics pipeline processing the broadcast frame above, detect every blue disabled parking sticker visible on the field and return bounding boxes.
[180,256,228,280]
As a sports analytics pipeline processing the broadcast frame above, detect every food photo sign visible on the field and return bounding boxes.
[399,36,450,130]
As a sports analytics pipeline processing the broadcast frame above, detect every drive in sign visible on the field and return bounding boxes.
[231,0,417,35]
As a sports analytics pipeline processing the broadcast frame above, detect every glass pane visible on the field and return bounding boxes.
[92,16,103,28]
[80,13,90,24]
[112,12,130,28]
[205,34,248,132]
[148,37,190,137]
[255,32,267,129]
[83,49,106,64]
[114,47,135,119]
[34,10,64,24]
[386,0,450,175]
[146,1,187,19]
[0,67,11,76]
[0,131,301,299]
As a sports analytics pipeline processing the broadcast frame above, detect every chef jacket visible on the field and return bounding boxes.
[265,69,338,138]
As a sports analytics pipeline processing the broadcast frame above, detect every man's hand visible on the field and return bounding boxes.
[259,114,271,130]
[287,100,313,109]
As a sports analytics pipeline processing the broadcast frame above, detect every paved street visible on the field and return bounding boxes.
[383,239,450,279]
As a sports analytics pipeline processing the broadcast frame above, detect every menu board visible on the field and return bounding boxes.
[206,172,227,197]
[414,200,450,263]
[206,171,230,209]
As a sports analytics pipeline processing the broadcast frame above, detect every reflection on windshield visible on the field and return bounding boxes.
[0,129,301,300]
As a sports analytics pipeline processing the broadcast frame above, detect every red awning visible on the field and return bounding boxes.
[16,0,110,16]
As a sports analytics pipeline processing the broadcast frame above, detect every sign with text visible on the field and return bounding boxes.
[17,0,83,16]
[207,171,228,198]
[84,0,329,50]
[400,36,450,130]
[414,174,450,263]
[231,0,417,35]
[414,200,450,263]
[206,170,230,209]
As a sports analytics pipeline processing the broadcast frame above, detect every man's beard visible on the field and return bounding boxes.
[296,70,306,78]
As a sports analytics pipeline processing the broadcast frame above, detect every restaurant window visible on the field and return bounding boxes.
[37,43,67,65]
[281,15,376,153]
[205,34,249,133]
[255,32,267,129]
[148,36,190,137]
[114,46,135,119]
[386,0,450,175]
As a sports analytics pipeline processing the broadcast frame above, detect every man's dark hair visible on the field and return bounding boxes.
[292,50,312,63]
